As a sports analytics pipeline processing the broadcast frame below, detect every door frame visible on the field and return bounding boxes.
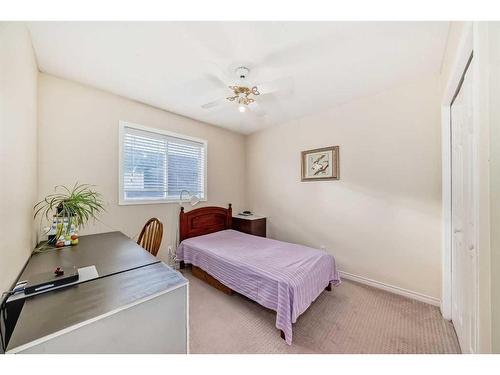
[441,22,478,352]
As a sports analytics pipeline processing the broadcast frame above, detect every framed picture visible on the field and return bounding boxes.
[301,146,339,181]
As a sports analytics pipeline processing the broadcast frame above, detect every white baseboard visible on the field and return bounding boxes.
[339,271,441,307]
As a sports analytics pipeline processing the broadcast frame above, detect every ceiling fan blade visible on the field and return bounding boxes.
[205,71,229,88]
[201,97,227,109]
[202,60,234,86]
[202,72,229,88]
[255,77,294,95]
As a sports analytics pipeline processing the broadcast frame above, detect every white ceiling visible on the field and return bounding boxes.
[28,22,450,134]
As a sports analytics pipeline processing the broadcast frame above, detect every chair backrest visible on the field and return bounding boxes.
[137,218,163,256]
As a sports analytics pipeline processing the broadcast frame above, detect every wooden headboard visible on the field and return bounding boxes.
[179,204,232,242]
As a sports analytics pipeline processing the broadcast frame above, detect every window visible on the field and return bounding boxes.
[119,121,207,204]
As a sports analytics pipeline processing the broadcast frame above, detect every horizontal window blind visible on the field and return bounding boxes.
[121,124,206,203]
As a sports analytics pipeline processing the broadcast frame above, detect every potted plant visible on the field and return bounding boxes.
[34,183,105,250]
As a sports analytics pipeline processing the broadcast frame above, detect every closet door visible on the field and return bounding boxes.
[450,57,477,353]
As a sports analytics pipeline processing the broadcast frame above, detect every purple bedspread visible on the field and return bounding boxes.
[177,229,340,344]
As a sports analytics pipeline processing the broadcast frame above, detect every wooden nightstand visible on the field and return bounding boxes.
[232,215,267,237]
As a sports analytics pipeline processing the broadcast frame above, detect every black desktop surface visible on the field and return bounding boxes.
[3,231,164,352]
[18,231,160,284]
[6,262,187,353]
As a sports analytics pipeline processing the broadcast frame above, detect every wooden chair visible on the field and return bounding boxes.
[137,218,163,256]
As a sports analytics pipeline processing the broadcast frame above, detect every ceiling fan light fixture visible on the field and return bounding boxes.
[201,66,286,119]
[227,85,259,106]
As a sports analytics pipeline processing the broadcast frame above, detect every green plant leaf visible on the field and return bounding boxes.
[34,183,105,230]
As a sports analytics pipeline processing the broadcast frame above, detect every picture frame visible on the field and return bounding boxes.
[301,146,339,181]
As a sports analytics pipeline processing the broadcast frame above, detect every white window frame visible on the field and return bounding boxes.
[118,120,208,205]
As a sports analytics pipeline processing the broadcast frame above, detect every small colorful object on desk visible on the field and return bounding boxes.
[54,267,64,276]
[47,216,79,249]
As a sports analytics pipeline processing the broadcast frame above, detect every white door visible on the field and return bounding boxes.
[450,56,477,354]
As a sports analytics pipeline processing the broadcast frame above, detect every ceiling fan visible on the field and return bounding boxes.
[200,66,292,116]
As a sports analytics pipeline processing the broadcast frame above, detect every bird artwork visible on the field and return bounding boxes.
[301,146,339,181]
[311,154,329,176]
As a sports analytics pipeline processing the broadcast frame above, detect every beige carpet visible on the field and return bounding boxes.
[183,270,461,354]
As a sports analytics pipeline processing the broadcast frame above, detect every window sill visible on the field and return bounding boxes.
[118,198,207,206]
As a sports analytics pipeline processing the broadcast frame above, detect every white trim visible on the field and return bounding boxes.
[6,281,188,354]
[441,106,452,318]
[471,22,490,353]
[339,271,440,307]
[440,22,473,320]
[118,120,208,206]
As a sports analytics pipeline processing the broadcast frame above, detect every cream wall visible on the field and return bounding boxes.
[246,75,442,299]
[37,74,246,263]
[0,23,38,293]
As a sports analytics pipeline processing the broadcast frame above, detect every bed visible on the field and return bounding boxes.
[177,204,340,344]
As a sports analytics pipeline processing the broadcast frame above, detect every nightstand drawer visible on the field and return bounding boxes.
[232,216,266,237]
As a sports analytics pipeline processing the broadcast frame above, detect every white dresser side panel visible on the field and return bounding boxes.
[16,285,187,354]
